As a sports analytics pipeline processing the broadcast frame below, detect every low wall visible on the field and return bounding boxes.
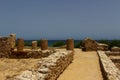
[10,50,55,58]
[97,51,120,80]
[0,49,55,58]
[12,50,73,80]
[105,51,120,56]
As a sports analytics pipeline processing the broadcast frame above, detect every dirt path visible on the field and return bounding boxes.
[57,49,103,80]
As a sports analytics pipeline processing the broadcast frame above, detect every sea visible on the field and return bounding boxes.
[24,40,81,46]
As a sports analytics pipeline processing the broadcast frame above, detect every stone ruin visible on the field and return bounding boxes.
[0,35,53,58]
[111,46,120,52]
[12,50,73,80]
[0,34,15,57]
[0,34,75,58]
[98,51,120,80]
[0,34,74,80]
[82,38,108,51]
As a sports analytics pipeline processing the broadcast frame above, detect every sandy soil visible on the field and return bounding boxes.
[57,49,103,80]
[0,58,41,80]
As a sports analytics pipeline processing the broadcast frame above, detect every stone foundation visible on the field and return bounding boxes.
[97,51,120,80]
[10,49,55,58]
[105,51,120,56]
[13,50,73,80]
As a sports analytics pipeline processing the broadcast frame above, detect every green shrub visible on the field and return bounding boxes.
[74,41,82,48]
[52,41,65,47]
[24,42,31,46]
[97,40,120,49]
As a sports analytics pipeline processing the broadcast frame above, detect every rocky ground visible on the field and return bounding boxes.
[0,58,41,80]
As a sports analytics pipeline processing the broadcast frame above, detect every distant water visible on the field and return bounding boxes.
[24,40,81,46]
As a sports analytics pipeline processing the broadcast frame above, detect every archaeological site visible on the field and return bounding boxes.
[0,34,120,80]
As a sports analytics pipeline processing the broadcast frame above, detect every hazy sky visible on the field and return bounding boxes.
[0,0,120,40]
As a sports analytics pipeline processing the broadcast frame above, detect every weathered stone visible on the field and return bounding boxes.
[66,39,74,50]
[11,49,53,58]
[111,46,120,52]
[0,36,13,57]
[14,50,74,80]
[82,38,98,51]
[17,38,24,52]
[9,34,16,49]
[97,43,108,51]
[98,51,120,80]
[32,41,37,49]
[40,39,48,50]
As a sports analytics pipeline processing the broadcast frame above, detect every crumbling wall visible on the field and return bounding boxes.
[13,50,73,80]
[105,51,120,56]
[111,46,120,52]
[97,51,120,80]
[11,50,55,58]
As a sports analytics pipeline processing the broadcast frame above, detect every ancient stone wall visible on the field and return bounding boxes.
[11,50,55,58]
[111,46,120,52]
[97,51,120,80]
[105,51,120,56]
[14,50,73,80]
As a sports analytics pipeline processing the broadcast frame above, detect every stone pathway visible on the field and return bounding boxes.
[57,49,103,80]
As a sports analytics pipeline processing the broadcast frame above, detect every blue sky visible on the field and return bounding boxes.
[0,0,120,40]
